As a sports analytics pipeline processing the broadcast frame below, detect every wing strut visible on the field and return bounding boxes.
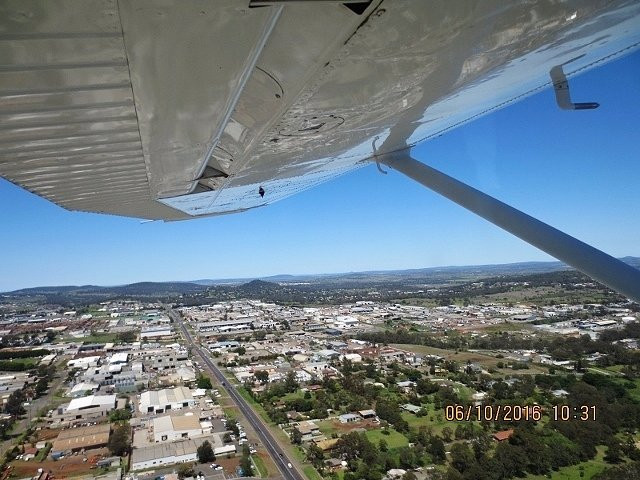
[379,151,640,303]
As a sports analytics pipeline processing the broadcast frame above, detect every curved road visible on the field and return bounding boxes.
[170,310,305,480]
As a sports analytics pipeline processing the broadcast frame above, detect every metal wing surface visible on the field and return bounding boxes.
[1,1,639,220]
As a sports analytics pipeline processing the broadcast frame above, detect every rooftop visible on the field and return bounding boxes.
[52,423,111,452]
[67,394,116,411]
[493,429,514,442]
[132,439,199,464]
[154,413,201,433]
[140,386,193,408]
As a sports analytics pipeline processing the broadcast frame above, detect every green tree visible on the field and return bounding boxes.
[196,374,213,389]
[109,408,132,422]
[398,447,416,469]
[284,371,298,393]
[336,432,363,462]
[35,377,48,396]
[450,443,475,474]
[254,370,269,384]
[239,443,253,477]
[108,424,131,456]
[4,389,26,416]
[307,443,325,470]
[428,437,446,463]
[177,464,195,479]
[0,419,13,440]
[117,331,136,343]
[291,427,302,445]
[604,440,623,464]
[444,468,463,480]
[197,440,216,463]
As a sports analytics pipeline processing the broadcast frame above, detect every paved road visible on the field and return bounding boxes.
[169,310,303,480]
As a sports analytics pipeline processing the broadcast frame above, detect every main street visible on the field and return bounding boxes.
[169,309,305,480]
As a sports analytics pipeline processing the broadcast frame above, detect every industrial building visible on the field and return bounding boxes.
[153,413,203,443]
[138,386,195,414]
[51,423,111,453]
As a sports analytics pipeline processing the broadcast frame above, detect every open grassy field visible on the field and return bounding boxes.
[391,344,502,368]
[222,405,238,419]
[401,405,450,435]
[470,287,615,307]
[364,428,409,449]
[0,357,39,370]
[281,390,305,402]
[316,419,339,437]
[303,465,324,480]
[391,344,548,375]
[252,454,268,478]
[452,383,474,401]
[393,298,441,307]
[616,377,640,402]
[60,332,118,344]
[526,446,609,480]
[236,387,273,424]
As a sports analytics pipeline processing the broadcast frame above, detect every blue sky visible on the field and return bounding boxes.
[1,51,639,291]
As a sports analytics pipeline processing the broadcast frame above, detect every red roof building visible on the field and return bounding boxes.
[493,429,514,442]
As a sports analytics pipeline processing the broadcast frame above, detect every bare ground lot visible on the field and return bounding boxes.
[10,447,111,479]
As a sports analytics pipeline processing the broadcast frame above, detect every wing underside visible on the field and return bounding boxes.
[1,0,639,220]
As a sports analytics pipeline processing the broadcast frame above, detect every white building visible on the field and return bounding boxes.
[153,413,203,443]
[67,356,101,370]
[68,382,100,397]
[131,440,198,471]
[295,370,313,383]
[341,353,362,363]
[109,352,129,364]
[139,387,196,414]
[52,394,117,425]
[196,319,253,334]
[131,436,229,471]
[140,326,173,339]
[142,349,189,371]
[214,444,236,456]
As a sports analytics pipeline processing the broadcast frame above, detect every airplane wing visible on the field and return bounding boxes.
[2,0,640,220]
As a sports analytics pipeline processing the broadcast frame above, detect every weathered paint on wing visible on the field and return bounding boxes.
[1,1,639,219]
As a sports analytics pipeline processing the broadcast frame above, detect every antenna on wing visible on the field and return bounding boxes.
[372,136,388,174]
[550,58,599,110]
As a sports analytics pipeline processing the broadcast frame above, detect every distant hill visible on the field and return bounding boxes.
[4,281,206,298]
[191,257,640,287]
[3,257,638,304]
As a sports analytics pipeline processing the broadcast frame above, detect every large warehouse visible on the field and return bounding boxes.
[138,387,196,414]
[131,440,198,471]
[51,424,111,454]
[153,413,203,443]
